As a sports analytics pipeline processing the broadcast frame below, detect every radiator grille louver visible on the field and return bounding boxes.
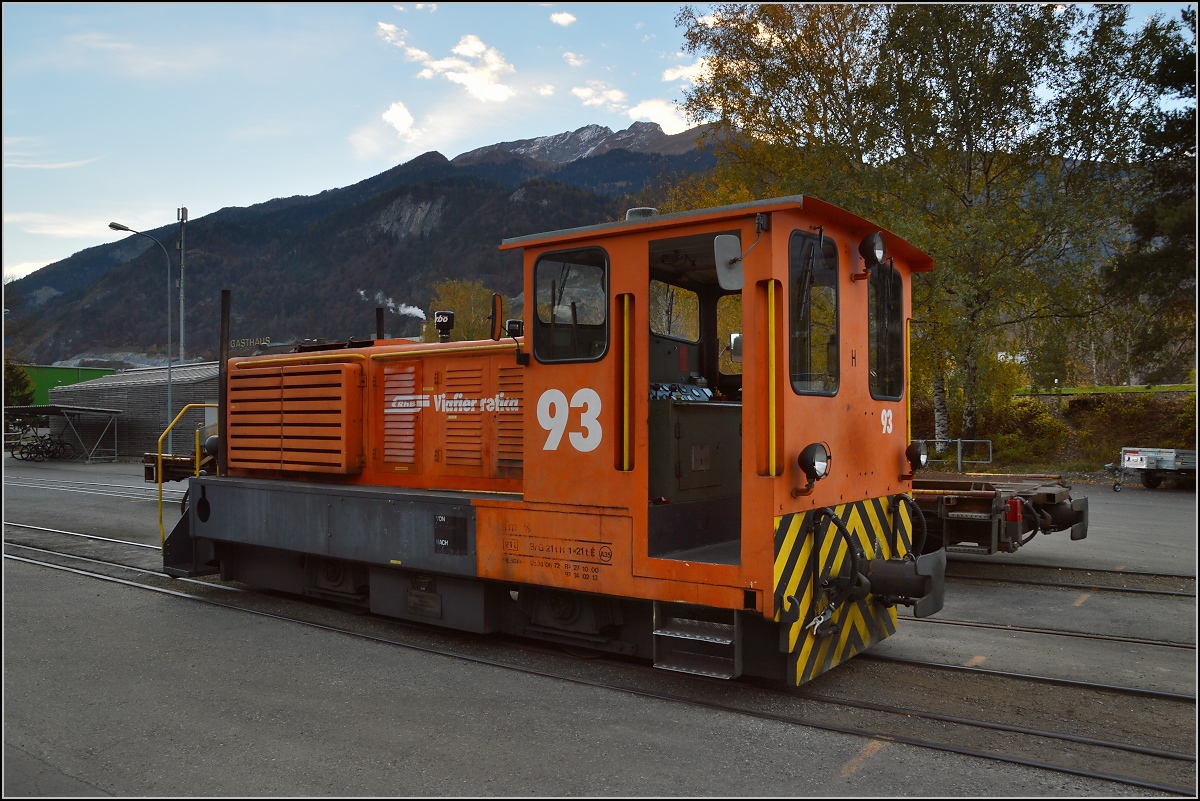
[383,362,420,465]
[228,363,364,473]
[497,365,524,471]
[444,364,484,467]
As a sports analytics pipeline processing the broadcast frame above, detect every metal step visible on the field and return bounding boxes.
[654,617,735,645]
[946,511,993,521]
[947,544,991,554]
[655,651,739,680]
[652,602,742,679]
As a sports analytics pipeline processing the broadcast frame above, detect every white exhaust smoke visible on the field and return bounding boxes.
[357,289,427,320]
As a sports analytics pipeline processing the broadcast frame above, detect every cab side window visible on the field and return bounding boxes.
[533,248,609,363]
[868,261,904,399]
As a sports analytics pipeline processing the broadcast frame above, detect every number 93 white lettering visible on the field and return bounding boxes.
[537,388,603,452]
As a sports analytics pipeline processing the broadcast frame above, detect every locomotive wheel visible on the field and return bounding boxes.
[1141,473,1162,490]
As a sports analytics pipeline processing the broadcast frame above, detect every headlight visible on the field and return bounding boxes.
[858,232,885,266]
[906,440,928,470]
[798,442,831,484]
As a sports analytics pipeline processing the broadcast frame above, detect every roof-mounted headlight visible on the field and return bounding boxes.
[859,232,884,267]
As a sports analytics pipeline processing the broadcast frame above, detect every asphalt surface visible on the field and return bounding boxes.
[4,456,1195,796]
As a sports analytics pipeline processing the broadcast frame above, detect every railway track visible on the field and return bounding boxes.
[3,476,185,503]
[905,613,1196,650]
[4,524,1195,796]
[945,560,1196,597]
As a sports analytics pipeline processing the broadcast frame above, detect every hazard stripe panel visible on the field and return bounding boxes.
[772,495,913,685]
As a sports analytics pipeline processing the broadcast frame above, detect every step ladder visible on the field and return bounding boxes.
[652,601,742,679]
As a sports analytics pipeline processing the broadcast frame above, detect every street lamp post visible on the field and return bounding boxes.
[109,221,173,452]
[177,207,187,364]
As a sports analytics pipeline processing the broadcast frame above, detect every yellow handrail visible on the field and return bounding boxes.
[768,280,776,475]
[157,403,218,545]
[623,293,631,471]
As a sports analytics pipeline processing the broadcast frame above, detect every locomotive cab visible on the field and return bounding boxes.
[497,196,944,681]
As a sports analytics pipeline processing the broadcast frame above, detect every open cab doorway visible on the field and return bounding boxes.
[645,231,745,566]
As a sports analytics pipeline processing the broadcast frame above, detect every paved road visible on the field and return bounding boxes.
[4,456,1193,796]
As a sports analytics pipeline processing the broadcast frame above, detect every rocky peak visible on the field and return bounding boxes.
[452,121,696,166]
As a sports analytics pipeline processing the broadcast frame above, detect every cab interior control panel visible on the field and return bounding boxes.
[649,382,714,402]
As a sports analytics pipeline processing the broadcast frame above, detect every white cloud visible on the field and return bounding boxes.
[415,3,437,11]
[3,156,99,170]
[550,12,576,26]
[382,101,419,141]
[534,84,555,96]
[62,32,221,77]
[349,120,400,159]
[563,51,586,67]
[3,261,50,282]
[572,81,628,112]
[377,25,515,102]
[663,58,708,86]
[627,99,689,135]
[4,212,129,238]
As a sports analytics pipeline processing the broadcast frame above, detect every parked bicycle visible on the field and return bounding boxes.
[12,427,76,461]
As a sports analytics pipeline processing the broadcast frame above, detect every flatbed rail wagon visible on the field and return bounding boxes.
[911,475,1088,555]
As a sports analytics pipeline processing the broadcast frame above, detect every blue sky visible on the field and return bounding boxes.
[2,3,1193,283]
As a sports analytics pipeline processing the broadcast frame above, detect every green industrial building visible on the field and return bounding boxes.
[21,365,115,405]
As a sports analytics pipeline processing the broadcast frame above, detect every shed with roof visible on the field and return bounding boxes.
[48,362,218,457]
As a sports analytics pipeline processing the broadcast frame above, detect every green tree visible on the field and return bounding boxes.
[422,278,501,342]
[4,352,35,407]
[674,3,1169,441]
[1103,8,1196,384]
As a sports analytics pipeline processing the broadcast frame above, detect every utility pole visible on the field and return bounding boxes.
[177,207,187,363]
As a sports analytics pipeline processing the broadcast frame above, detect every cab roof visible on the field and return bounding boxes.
[499,194,933,272]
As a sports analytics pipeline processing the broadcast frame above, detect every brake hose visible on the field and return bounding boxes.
[813,507,864,612]
[1019,498,1041,546]
[895,494,928,557]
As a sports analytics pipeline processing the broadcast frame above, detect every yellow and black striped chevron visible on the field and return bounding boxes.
[773,495,914,686]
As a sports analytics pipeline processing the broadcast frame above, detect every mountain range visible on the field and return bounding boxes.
[6,122,716,367]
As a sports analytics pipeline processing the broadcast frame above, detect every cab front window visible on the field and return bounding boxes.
[533,248,609,363]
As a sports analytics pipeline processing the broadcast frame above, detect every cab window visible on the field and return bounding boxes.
[649,280,699,342]
[790,231,839,394]
[868,261,904,399]
[533,247,609,362]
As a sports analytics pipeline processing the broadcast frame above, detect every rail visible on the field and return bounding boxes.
[156,403,218,545]
[923,438,993,472]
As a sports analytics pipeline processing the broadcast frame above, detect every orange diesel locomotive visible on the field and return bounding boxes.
[165,195,945,685]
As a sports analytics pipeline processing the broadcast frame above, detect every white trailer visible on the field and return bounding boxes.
[1108,447,1197,491]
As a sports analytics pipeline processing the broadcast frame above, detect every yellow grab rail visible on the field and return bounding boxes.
[157,403,218,545]
[768,280,777,475]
